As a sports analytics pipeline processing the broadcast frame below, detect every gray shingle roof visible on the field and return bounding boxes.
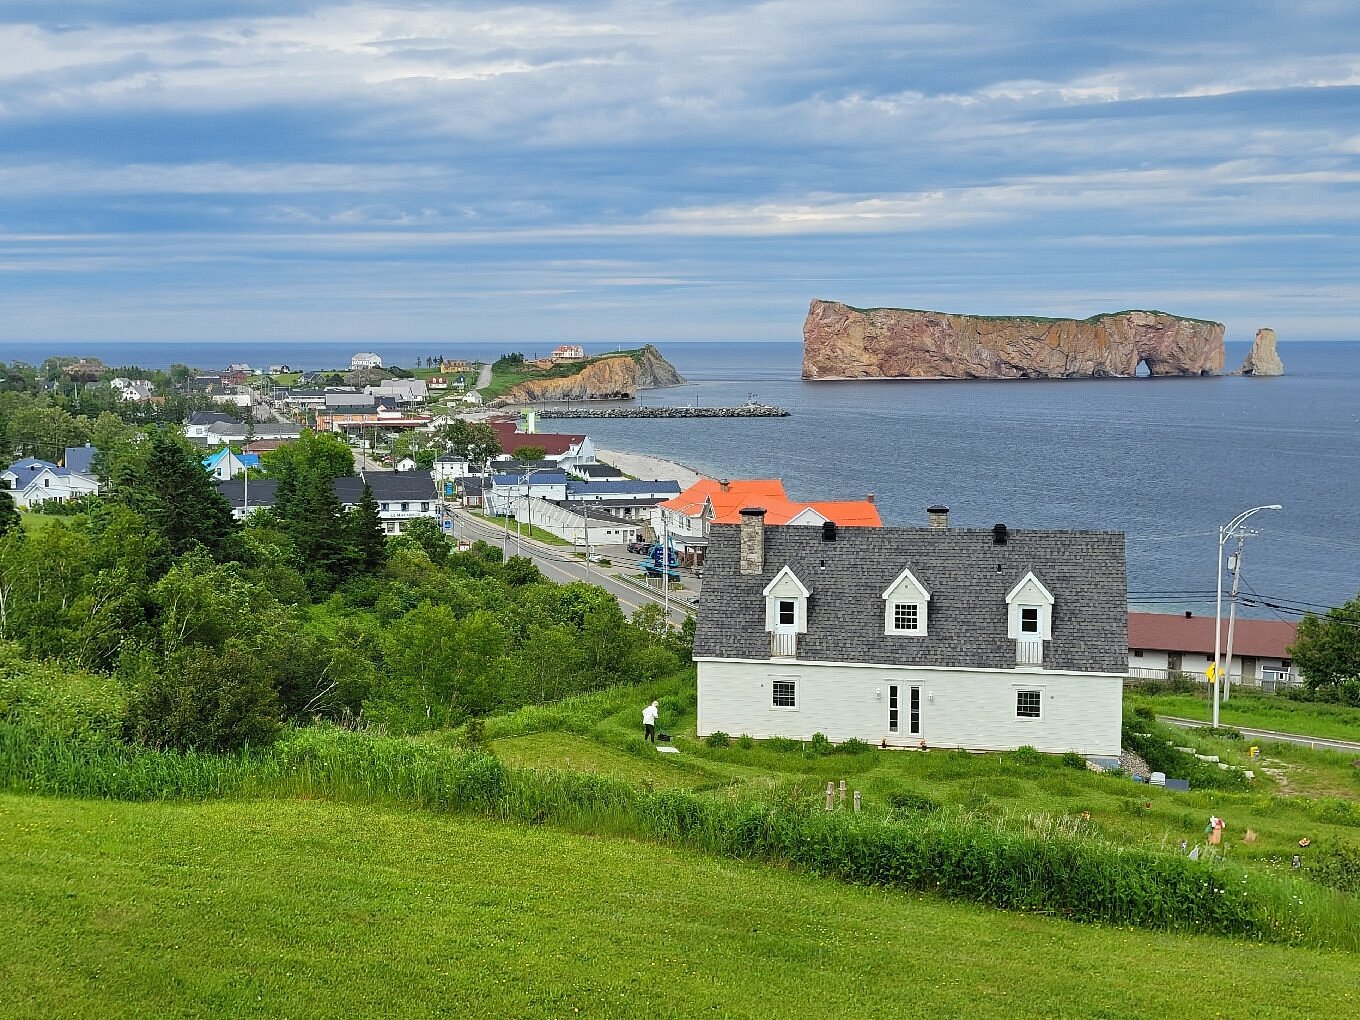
[693,523,1127,673]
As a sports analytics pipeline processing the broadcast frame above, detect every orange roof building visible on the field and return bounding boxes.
[658,478,881,563]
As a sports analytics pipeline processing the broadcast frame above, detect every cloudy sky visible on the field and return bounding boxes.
[1,1,1357,342]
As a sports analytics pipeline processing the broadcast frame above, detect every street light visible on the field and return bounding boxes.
[1213,504,1282,727]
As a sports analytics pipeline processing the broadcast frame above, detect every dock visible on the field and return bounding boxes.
[536,403,789,419]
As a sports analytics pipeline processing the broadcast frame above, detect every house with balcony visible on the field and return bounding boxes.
[693,506,1126,755]
[1127,611,1298,690]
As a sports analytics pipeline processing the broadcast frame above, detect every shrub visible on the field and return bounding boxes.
[704,731,731,748]
[806,732,833,757]
[1061,751,1088,770]
[831,737,875,756]
[736,734,755,750]
[1307,842,1360,894]
[1193,725,1243,741]
[1004,745,1046,768]
[124,644,281,754]
[886,790,940,815]
[762,736,799,752]
[0,659,126,739]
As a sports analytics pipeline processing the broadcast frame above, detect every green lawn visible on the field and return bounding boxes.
[1128,689,1360,743]
[1,794,1355,1019]
[473,679,1360,875]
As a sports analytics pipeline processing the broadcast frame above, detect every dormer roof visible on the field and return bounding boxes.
[762,564,811,599]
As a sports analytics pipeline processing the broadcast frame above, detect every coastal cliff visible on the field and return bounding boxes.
[802,301,1225,379]
[1238,328,1285,376]
[500,344,685,402]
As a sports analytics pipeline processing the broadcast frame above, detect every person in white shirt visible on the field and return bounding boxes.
[642,700,659,744]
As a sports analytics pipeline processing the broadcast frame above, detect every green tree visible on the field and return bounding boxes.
[440,419,501,467]
[511,445,547,463]
[1292,593,1360,690]
[402,516,449,566]
[113,428,238,560]
[0,488,17,536]
[347,483,387,573]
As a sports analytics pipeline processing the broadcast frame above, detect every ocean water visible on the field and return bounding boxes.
[3,337,1356,615]
[575,341,1360,618]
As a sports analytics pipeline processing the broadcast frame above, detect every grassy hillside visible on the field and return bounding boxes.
[2,794,1355,1020]
[1127,687,1360,743]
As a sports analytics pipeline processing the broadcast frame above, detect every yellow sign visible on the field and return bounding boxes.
[1205,662,1219,682]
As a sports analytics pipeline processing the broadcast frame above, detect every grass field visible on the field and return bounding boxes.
[1127,688,1360,743]
[2,794,1356,1020]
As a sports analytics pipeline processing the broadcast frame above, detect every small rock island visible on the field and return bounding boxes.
[1238,328,1285,376]
[801,300,1226,380]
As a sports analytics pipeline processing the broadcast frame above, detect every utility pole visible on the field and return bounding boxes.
[1213,504,1281,727]
[1222,532,1249,704]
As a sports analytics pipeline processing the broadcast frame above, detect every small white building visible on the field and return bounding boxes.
[351,352,383,370]
[694,509,1127,756]
[8,466,101,508]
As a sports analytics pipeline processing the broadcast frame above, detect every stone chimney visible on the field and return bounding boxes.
[739,507,767,574]
[927,505,949,530]
[719,478,731,492]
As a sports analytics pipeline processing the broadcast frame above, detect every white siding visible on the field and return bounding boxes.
[697,658,1122,755]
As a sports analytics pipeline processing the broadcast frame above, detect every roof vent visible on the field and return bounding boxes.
[1184,610,1193,619]
[993,523,1008,545]
[822,521,837,542]
[927,505,949,530]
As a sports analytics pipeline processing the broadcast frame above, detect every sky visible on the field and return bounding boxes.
[0,1,1357,343]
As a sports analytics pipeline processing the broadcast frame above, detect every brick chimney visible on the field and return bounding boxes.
[927,505,949,530]
[719,478,731,492]
[739,507,766,574]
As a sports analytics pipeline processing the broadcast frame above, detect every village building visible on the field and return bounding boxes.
[350,352,383,370]
[215,470,438,534]
[1127,611,1299,690]
[693,508,1126,755]
[2,449,101,508]
[551,344,586,362]
[203,448,261,481]
[656,478,882,566]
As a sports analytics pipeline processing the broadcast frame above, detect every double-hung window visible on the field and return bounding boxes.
[1020,607,1040,635]
[777,600,796,627]
[892,603,919,632]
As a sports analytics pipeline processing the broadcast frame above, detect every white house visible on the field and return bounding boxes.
[1127,611,1298,690]
[9,466,101,508]
[351,352,383,370]
[693,508,1127,756]
[111,377,155,402]
[366,379,428,404]
[214,470,438,534]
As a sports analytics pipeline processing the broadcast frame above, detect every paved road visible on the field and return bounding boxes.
[1158,715,1360,753]
[448,507,694,627]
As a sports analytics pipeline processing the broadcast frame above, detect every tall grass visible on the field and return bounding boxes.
[3,719,1356,951]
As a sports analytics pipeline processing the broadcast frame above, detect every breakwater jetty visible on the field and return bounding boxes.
[536,403,789,419]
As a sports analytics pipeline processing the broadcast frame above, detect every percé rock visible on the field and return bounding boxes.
[1238,328,1284,377]
[801,300,1225,380]
[500,344,685,403]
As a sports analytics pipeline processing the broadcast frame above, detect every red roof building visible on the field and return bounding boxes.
[1127,611,1299,688]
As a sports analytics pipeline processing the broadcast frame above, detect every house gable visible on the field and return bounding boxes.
[881,566,932,636]
[1005,571,1055,641]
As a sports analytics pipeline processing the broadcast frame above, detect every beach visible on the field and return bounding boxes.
[597,447,707,489]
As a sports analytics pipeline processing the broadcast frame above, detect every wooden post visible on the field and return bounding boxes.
[838,779,846,806]
[825,782,835,811]
[853,791,861,813]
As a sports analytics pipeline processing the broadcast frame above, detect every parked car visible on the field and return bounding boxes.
[627,541,651,554]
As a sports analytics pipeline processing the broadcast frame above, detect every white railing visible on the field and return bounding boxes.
[1016,639,1044,666]
[770,631,797,659]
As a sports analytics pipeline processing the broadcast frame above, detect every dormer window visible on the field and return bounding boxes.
[882,566,930,636]
[1020,606,1040,634]
[762,566,811,634]
[1006,572,1054,665]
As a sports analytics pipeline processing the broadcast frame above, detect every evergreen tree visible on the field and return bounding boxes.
[0,488,18,536]
[113,428,237,560]
[289,471,357,584]
[347,483,387,573]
